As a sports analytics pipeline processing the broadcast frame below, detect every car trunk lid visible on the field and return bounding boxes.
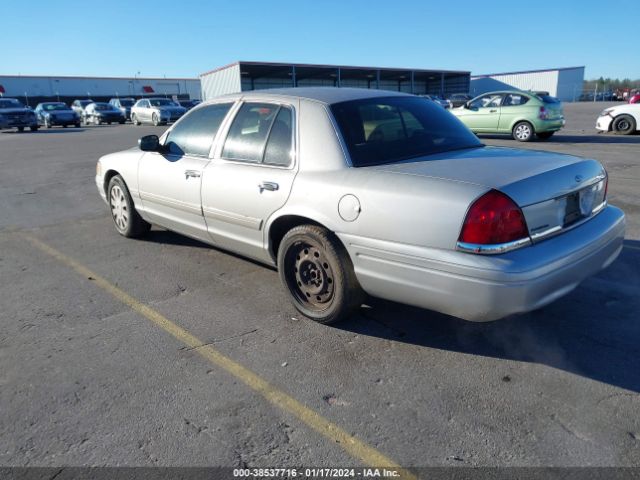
[369,146,607,241]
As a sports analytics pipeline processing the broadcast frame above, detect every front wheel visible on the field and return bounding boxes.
[30,125,39,132]
[107,175,151,238]
[613,114,636,135]
[17,126,24,132]
[512,121,534,142]
[537,131,554,140]
[277,225,365,324]
[131,113,140,126]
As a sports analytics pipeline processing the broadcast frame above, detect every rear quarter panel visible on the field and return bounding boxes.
[279,168,489,251]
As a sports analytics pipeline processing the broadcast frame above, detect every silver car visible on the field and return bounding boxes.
[95,88,625,324]
[130,97,186,126]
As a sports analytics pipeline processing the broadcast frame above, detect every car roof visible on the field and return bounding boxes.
[220,87,412,105]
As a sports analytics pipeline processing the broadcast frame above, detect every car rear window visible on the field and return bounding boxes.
[330,96,482,167]
[537,94,560,104]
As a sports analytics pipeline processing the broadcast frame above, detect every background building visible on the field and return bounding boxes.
[200,61,470,100]
[470,66,585,102]
[0,75,201,106]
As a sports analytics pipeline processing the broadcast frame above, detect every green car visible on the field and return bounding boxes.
[450,91,565,141]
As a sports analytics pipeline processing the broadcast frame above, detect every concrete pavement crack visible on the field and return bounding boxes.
[182,328,259,351]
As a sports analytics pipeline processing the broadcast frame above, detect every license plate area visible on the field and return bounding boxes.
[563,181,603,227]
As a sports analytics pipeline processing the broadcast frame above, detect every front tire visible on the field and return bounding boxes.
[613,114,636,135]
[512,121,534,142]
[107,175,151,238]
[30,125,39,132]
[132,113,140,126]
[277,225,364,324]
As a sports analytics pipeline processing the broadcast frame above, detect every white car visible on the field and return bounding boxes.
[596,104,640,135]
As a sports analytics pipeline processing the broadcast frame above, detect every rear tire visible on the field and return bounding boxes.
[277,225,365,324]
[152,113,160,126]
[613,114,636,135]
[30,125,39,132]
[537,131,554,140]
[107,175,151,238]
[512,121,534,142]
[17,126,24,132]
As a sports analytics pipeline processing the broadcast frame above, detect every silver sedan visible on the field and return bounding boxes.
[130,97,186,126]
[95,88,625,324]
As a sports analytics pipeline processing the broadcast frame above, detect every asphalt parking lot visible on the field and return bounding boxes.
[1,102,639,471]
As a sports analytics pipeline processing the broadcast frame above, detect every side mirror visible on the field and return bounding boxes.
[139,134,161,152]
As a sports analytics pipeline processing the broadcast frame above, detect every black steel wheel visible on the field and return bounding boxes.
[613,114,636,135]
[278,225,364,324]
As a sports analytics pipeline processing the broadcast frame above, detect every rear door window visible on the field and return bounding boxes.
[222,102,281,163]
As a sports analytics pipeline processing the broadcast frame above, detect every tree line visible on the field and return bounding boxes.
[584,77,640,91]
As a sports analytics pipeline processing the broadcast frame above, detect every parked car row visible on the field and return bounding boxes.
[0,96,197,132]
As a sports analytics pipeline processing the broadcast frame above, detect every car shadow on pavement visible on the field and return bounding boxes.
[1,128,86,134]
[141,228,274,269]
[339,239,640,393]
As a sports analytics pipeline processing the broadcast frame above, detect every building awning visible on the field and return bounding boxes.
[0,85,5,94]
[142,85,154,93]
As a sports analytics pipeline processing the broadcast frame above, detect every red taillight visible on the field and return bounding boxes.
[459,190,529,245]
[538,106,548,120]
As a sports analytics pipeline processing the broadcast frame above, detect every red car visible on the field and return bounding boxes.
[629,94,640,104]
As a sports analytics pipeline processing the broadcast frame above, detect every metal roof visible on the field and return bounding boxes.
[471,66,585,78]
[200,60,470,77]
[208,87,411,105]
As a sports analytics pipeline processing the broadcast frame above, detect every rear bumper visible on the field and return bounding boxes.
[338,205,625,321]
[536,118,565,132]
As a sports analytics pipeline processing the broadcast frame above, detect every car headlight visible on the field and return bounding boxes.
[600,108,613,117]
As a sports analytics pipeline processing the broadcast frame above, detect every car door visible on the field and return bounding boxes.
[462,93,503,132]
[137,102,234,242]
[139,100,151,122]
[200,100,298,263]
[497,93,530,132]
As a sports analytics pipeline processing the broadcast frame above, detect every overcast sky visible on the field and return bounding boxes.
[2,0,637,79]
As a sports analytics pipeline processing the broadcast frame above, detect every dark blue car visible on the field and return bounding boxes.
[35,102,81,128]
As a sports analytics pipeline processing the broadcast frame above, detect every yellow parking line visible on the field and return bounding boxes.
[22,233,416,479]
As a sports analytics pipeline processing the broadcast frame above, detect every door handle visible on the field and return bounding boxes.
[489,109,498,113]
[184,170,201,179]
[258,181,279,193]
